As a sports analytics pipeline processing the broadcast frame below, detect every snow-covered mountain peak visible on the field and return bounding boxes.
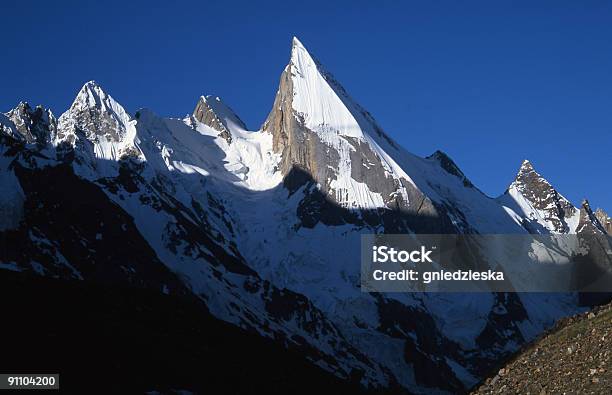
[291,36,303,47]
[71,81,103,108]
[73,80,103,104]
[67,80,132,128]
[287,36,370,141]
[5,101,56,144]
[261,38,460,227]
[54,81,142,166]
[518,159,534,174]
[499,159,578,233]
[193,95,246,143]
[13,101,30,113]
[289,36,309,66]
[513,159,553,186]
[0,114,19,140]
[58,81,133,142]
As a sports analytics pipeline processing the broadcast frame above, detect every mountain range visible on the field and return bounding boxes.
[0,37,610,394]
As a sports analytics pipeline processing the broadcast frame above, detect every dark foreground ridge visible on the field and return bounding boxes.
[0,271,369,395]
[472,302,611,394]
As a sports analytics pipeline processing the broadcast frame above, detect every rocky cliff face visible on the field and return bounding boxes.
[7,102,56,145]
[578,200,608,235]
[193,95,246,144]
[595,208,612,235]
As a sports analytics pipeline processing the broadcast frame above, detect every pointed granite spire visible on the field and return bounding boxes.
[594,208,612,235]
[260,37,444,230]
[577,199,607,235]
[54,81,143,164]
[59,80,133,143]
[504,159,577,233]
[68,81,131,123]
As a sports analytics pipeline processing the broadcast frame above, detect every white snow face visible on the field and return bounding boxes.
[290,37,366,140]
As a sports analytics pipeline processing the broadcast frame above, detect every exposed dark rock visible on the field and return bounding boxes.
[263,66,340,192]
[285,166,458,233]
[7,102,56,145]
[58,81,128,143]
[428,150,474,188]
[476,293,528,356]
[376,296,466,393]
[578,199,608,235]
[595,208,612,235]
[3,162,189,293]
[192,96,240,144]
[508,160,576,233]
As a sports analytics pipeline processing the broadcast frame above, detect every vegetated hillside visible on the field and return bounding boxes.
[473,302,611,394]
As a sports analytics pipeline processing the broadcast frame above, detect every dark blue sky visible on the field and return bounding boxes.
[2,1,611,208]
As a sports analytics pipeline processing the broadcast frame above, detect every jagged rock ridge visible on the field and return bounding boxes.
[595,208,612,235]
[578,200,609,235]
[193,95,246,144]
[498,160,580,234]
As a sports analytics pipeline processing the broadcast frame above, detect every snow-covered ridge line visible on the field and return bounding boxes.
[0,38,602,236]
